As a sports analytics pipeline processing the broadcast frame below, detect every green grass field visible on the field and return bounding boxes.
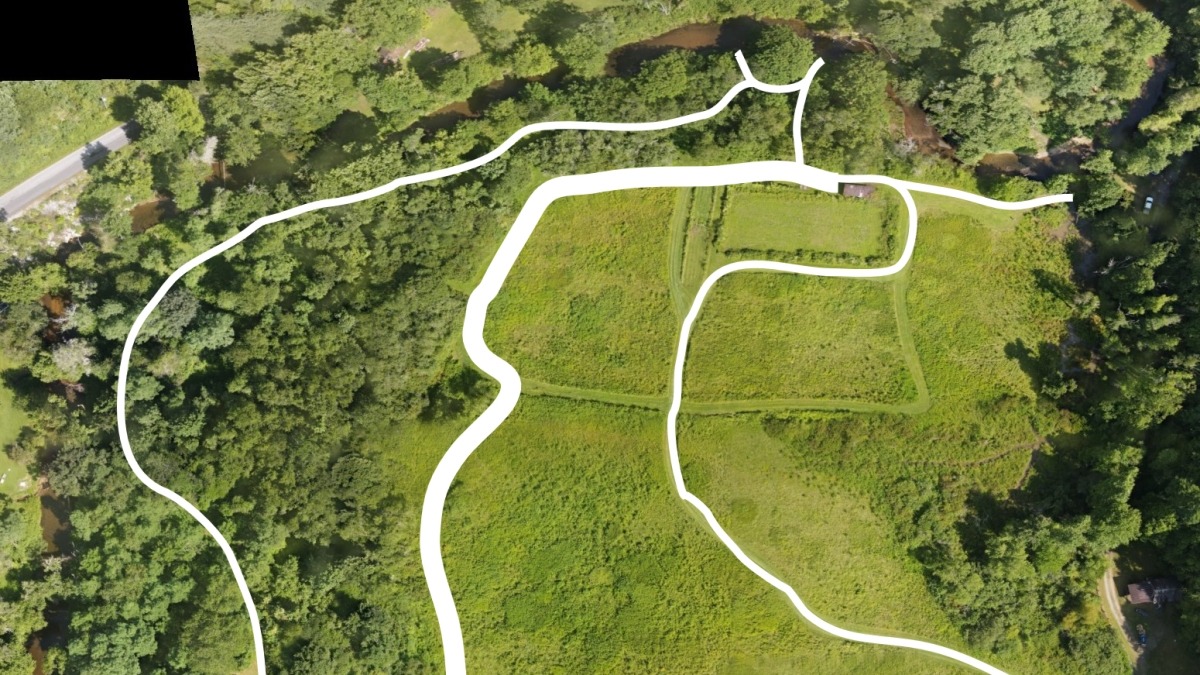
[443,396,966,673]
[718,185,891,260]
[748,197,1075,492]
[424,6,483,57]
[671,195,1081,672]
[0,355,32,500]
[470,184,1080,670]
[486,189,677,397]
[684,273,918,405]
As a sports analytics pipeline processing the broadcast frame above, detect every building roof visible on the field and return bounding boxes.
[841,183,876,198]
[1128,578,1183,605]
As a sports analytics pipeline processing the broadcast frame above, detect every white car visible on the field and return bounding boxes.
[1144,196,1154,214]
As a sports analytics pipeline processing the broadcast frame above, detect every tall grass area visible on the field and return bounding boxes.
[442,396,965,673]
[191,12,291,66]
[676,196,1082,670]
[756,197,1075,489]
[0,81,128,195]
[678,415,969,644]
[463,185,1076,669]
[684,273,917,405]
[486,189,677,396]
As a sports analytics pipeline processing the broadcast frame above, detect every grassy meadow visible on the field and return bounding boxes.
[684,273,918,406]
[671,195,1079,671]
[442,396,967,673]
[748,196,1076,493]
[424,6,484,57]
[678,414,967,643]
[463,181,1077,671]
[0,355,31,499]
[719,185,889,259]
[486,189,677,397]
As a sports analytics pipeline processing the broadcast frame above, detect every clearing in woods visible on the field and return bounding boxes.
[718,184,892,259]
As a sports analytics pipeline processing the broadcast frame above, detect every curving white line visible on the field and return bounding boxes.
[114,51,816,675]
[789,59,822,164]
[432,163,1068,674]
[111,49,1073,675]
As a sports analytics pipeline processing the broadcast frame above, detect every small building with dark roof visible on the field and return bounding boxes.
[1127,578,1183,605]
[841,183,876,199]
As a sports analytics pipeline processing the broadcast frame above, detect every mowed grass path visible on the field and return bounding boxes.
[719,187,887,259]
[486,189,677,397]
[443,397,965,673]
[684,273,917,405]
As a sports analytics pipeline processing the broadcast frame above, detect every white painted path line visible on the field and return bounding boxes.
[426,64,1068,673]
[110,51,1071,675]
[114,52,821,675]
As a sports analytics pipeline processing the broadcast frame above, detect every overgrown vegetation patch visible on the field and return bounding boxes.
[486,188,677,396]
[684,273,916,405]
[444,397,963,673]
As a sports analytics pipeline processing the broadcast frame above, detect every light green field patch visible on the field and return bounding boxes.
[0,453,32,500]
[424,6,483,57]
[444,397,964,673]
[685,273,917,405]
[0,356,31,499]
[679,416,969,646]
[486,189,677,396]
[719,186,887,258]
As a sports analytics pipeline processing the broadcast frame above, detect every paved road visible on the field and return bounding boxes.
[0,123,135,222]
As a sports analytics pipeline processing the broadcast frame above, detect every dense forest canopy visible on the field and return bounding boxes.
[2,0,1200,673]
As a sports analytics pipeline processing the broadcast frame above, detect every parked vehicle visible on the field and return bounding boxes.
[1144,196,1155,214]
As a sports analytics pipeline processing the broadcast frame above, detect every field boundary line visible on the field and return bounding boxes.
[523,377,924,415]
[523,378,668,410]
[668,188,693,319]
[892,269,932,411]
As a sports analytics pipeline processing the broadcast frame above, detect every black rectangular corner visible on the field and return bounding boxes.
[0,0,199,81]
